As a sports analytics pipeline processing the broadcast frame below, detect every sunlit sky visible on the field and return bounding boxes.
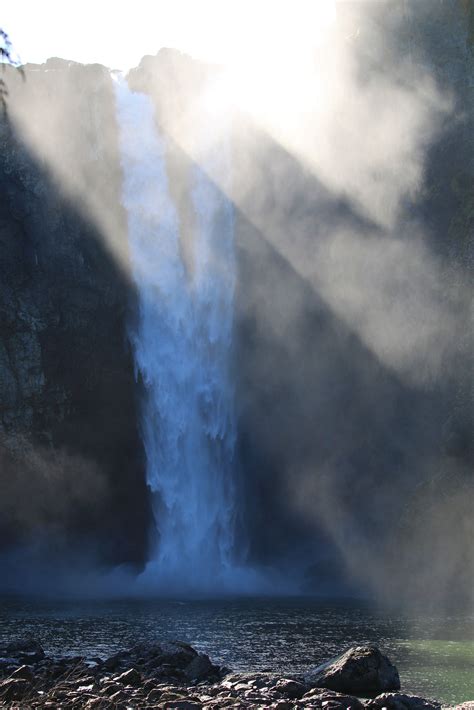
[3,0,336,70]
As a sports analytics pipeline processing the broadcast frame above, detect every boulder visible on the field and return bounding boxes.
[303,687,365,709]
[115,667,142,686]
[5,638,45,664]
[184,653,214,681]
[104,641,197,673]
[0,677,32,702]
[147,687,163,702]
[307,645,400,696]
[10,664,35,681]
[109,689,128,702]
[103,641,222,683]
[158,641,199,666]
[272,678,307,699]
[366,692,441,710]
[102,682,124,696]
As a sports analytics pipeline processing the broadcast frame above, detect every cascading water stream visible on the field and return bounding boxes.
[113,75,240,591]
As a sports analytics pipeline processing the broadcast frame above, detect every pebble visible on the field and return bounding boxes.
[0,638,466,709]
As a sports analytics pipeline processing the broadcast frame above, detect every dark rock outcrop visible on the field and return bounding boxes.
[0,677,33,702]
[115,667,142,686]
[0,639,462,709]
[303,687,365,709]
[0,60,151,573]
[103,641,222,683]
[366,692,441,710]
[272,678,307,699]
[308,646,400,696]
[2,638,45,665]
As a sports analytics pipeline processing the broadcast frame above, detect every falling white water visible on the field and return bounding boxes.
[113,75,240,591]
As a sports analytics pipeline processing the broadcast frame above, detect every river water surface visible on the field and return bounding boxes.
[0,597,472,705]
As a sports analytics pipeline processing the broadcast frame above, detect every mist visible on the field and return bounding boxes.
[0,0,472,613]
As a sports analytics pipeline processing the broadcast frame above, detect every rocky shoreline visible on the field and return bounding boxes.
[0,639,471,709]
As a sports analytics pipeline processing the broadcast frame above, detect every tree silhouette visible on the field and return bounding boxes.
[0,28,18,65]
[1,27,23,114]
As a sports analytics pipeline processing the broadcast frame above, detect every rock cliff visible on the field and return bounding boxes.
[0,60,151,574]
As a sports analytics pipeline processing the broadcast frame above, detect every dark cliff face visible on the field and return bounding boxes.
[0,60,151,578]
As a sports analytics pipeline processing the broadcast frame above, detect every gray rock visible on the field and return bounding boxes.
[109,688,129,702]
[147,687,163,702]
[5,638,45,664]
[307,645,400,696]
[10,664,35,681]
[366,692,441,710]
[0,677,32,702]
[272,677,307,699]
[86,697,112,709]
[102,681,124,696]
[115,667,141,686]
[184,653,214,681]
[205,698,238,707]
[303,686,365,709]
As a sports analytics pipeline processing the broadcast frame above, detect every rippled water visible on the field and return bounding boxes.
[0,597,473,705]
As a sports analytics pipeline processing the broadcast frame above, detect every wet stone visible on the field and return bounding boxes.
[10,663,35,682]
[185,653,214,681]
[109,688,129,702]
[273,678,307,699]
[115,666,142,685]
[303,687,365,710]
[366,692,442,710]
[0,638,454,709]
[5,638,45,664]
[102,681,124,695]
[0,677,33,701]
[308,646,400,697]
[147,687,164,701]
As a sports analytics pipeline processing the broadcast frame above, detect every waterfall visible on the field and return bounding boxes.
[113,76,239,592]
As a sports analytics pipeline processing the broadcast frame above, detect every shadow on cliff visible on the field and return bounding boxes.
[0,108,152,591]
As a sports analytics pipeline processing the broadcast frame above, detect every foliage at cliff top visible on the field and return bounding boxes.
[1,28,20,66]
